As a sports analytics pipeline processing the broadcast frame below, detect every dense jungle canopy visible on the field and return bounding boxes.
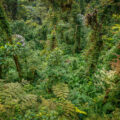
[0,0,120,119]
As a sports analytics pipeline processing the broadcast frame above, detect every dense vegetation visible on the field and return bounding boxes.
[0,0,120,119]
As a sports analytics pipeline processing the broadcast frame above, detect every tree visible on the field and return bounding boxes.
[4,0,18,19]
[85,10,103,74]
[0,1,22,79]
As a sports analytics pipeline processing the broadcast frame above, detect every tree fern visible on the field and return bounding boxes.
[56,99,86,120]
[52,83,69,99]
[0,83,37,111]
[52,83,86,119]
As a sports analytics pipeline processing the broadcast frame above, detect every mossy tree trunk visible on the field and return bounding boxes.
[73,24,82,53]
[85,10,103,75]
[3,0,18,20]
[12,0,18,20]
[79,0,85,14]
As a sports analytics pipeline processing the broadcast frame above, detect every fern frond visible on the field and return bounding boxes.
[52,83,69,99]
[0,83,37,110]
[57,100,78,120]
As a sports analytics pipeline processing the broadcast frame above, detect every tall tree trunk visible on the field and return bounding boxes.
[12,0,18,20]
[85,10,103,75]
[13,55,22,79]
[73,25,81,53]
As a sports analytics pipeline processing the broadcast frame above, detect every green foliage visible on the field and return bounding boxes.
[0,82,38,119]
[52,83,69,99]
[1,0,120,120]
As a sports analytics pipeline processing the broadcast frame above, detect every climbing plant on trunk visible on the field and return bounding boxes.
[85,10,103,75]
